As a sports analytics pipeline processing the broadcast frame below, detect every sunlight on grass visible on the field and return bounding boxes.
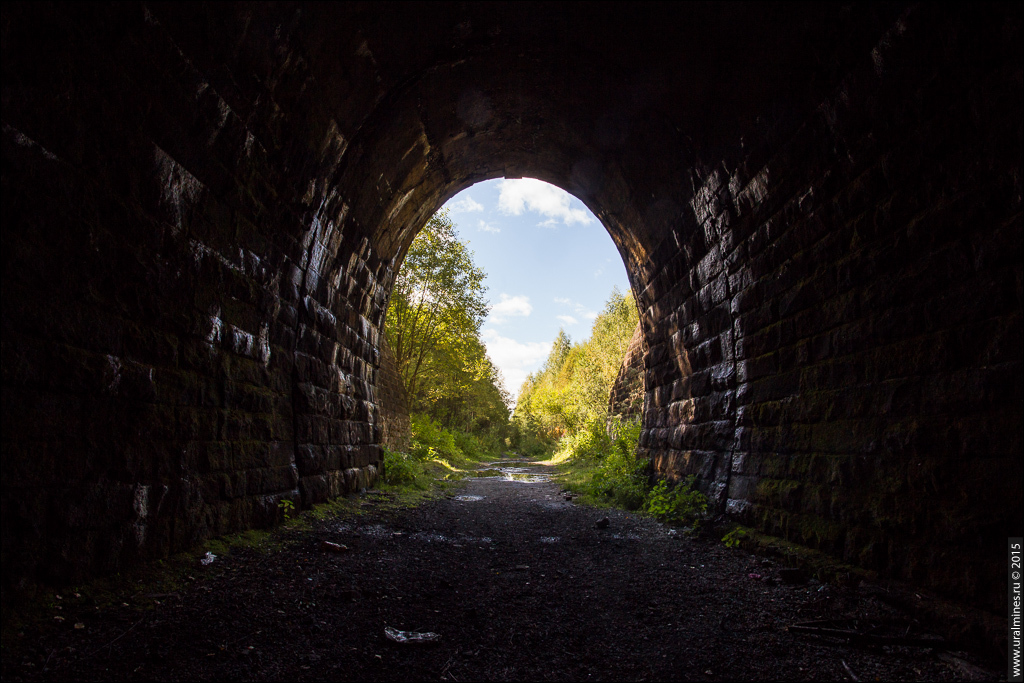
[382,412,508,493]
[538,418,710,528]
[538,450,572,466]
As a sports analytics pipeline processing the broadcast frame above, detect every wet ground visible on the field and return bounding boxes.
[1,459,1003,681]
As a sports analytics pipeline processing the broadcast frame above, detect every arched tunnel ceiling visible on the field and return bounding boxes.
[153,2,903,289]
[335,3,902,273]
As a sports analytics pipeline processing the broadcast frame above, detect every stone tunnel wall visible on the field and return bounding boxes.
[1,2,389,584]
[378,340,411,454]
[637,8,1022,612]
[607,323,647,428]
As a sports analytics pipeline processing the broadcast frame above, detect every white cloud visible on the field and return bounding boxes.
[555,296,598,321]
[445,196,484,213]
[502,370,531,399]
[497,178,593,226]
[574,303,599,320]
[481,329,549,394]
[489,293,532,323]
[477,220,500,233]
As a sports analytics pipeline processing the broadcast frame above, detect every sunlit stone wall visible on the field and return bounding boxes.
[378,340,411,454]
[608,324,647,426]
[635,9,1021,611]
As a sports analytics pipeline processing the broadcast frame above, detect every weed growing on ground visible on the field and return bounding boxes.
[584,437,649,509]
[722,526,749,548]
[643,476,707,526]
[277,498,296,521]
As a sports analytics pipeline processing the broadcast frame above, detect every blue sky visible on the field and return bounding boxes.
[438,179,631,400]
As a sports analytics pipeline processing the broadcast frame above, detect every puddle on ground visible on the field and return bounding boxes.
[454,494,484,502]
[471,466,550,483]
[356,525,494,546]
[473,469,504,477]
[407,531,494,546]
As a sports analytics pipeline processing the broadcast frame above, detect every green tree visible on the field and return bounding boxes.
[385,210,510,434]
[514,287,638,437]
[387,210,488,401]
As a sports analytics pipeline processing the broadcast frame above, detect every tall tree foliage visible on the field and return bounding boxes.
[385,211,510,432]
[515,287,638,437]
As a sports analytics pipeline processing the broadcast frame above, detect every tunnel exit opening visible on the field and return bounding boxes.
[375,177,658,496]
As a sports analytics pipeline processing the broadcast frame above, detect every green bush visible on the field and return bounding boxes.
[476,430,507,457]
[382,447,419,486]
[568,418,648,509]
[508,412,554,457]
[405,412,505,466]
[642,475,708,526]
[453,429,483,460]
[555,418,612,462]
[586,448,648,509]
[557,418,709,523]
[513,429,553,458]
[613,419,642,458]
[409,414,463,461]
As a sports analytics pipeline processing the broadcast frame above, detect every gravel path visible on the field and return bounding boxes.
[1,460,1001,681]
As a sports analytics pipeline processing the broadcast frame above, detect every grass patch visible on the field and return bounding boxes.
[547,418,709,528]
[202,527,278,559]
[380,413,505,494]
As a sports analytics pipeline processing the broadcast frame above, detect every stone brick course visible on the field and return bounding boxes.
[377,340,412,454]
[607,324,647,427]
